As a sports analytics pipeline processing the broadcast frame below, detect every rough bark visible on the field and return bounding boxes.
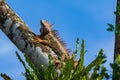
[113,0,120,80]
[114,0,120,61]
[0,0,59,69]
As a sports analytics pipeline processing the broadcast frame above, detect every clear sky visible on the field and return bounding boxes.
[0,0,116,80]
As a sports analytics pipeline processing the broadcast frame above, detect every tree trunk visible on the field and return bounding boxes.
[114,0,120,62]
[0,0,59,70]
[113,0,120,80]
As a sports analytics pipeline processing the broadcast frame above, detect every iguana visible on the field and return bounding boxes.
[39,20,70,61]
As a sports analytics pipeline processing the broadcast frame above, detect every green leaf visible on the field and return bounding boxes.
[72,38,80,58]
[16,51,27,71]
[115,54,120,64]
[115,23,120,35]
[72,40,85,79]
[114,5,120,16]
[117,5,120,12]
[24,53,41,80]
[60,59,74,80]
[107,23,114,32]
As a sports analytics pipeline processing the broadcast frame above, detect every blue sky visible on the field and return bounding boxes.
[0,0,116,79]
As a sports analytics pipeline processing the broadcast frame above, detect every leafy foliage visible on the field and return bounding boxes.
[110,54,120,79]
[114,5,120,16]
[16,51,42,80]
[3,39,120,80]
[1,39,111,80]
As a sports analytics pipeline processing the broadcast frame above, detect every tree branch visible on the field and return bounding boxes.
[0,0,59,69]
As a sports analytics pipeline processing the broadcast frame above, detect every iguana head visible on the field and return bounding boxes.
[40,20,52,36]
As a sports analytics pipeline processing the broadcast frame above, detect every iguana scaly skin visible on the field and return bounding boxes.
[39,20,70,61]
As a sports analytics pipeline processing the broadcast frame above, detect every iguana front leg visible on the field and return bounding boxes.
[33,36,50,45]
